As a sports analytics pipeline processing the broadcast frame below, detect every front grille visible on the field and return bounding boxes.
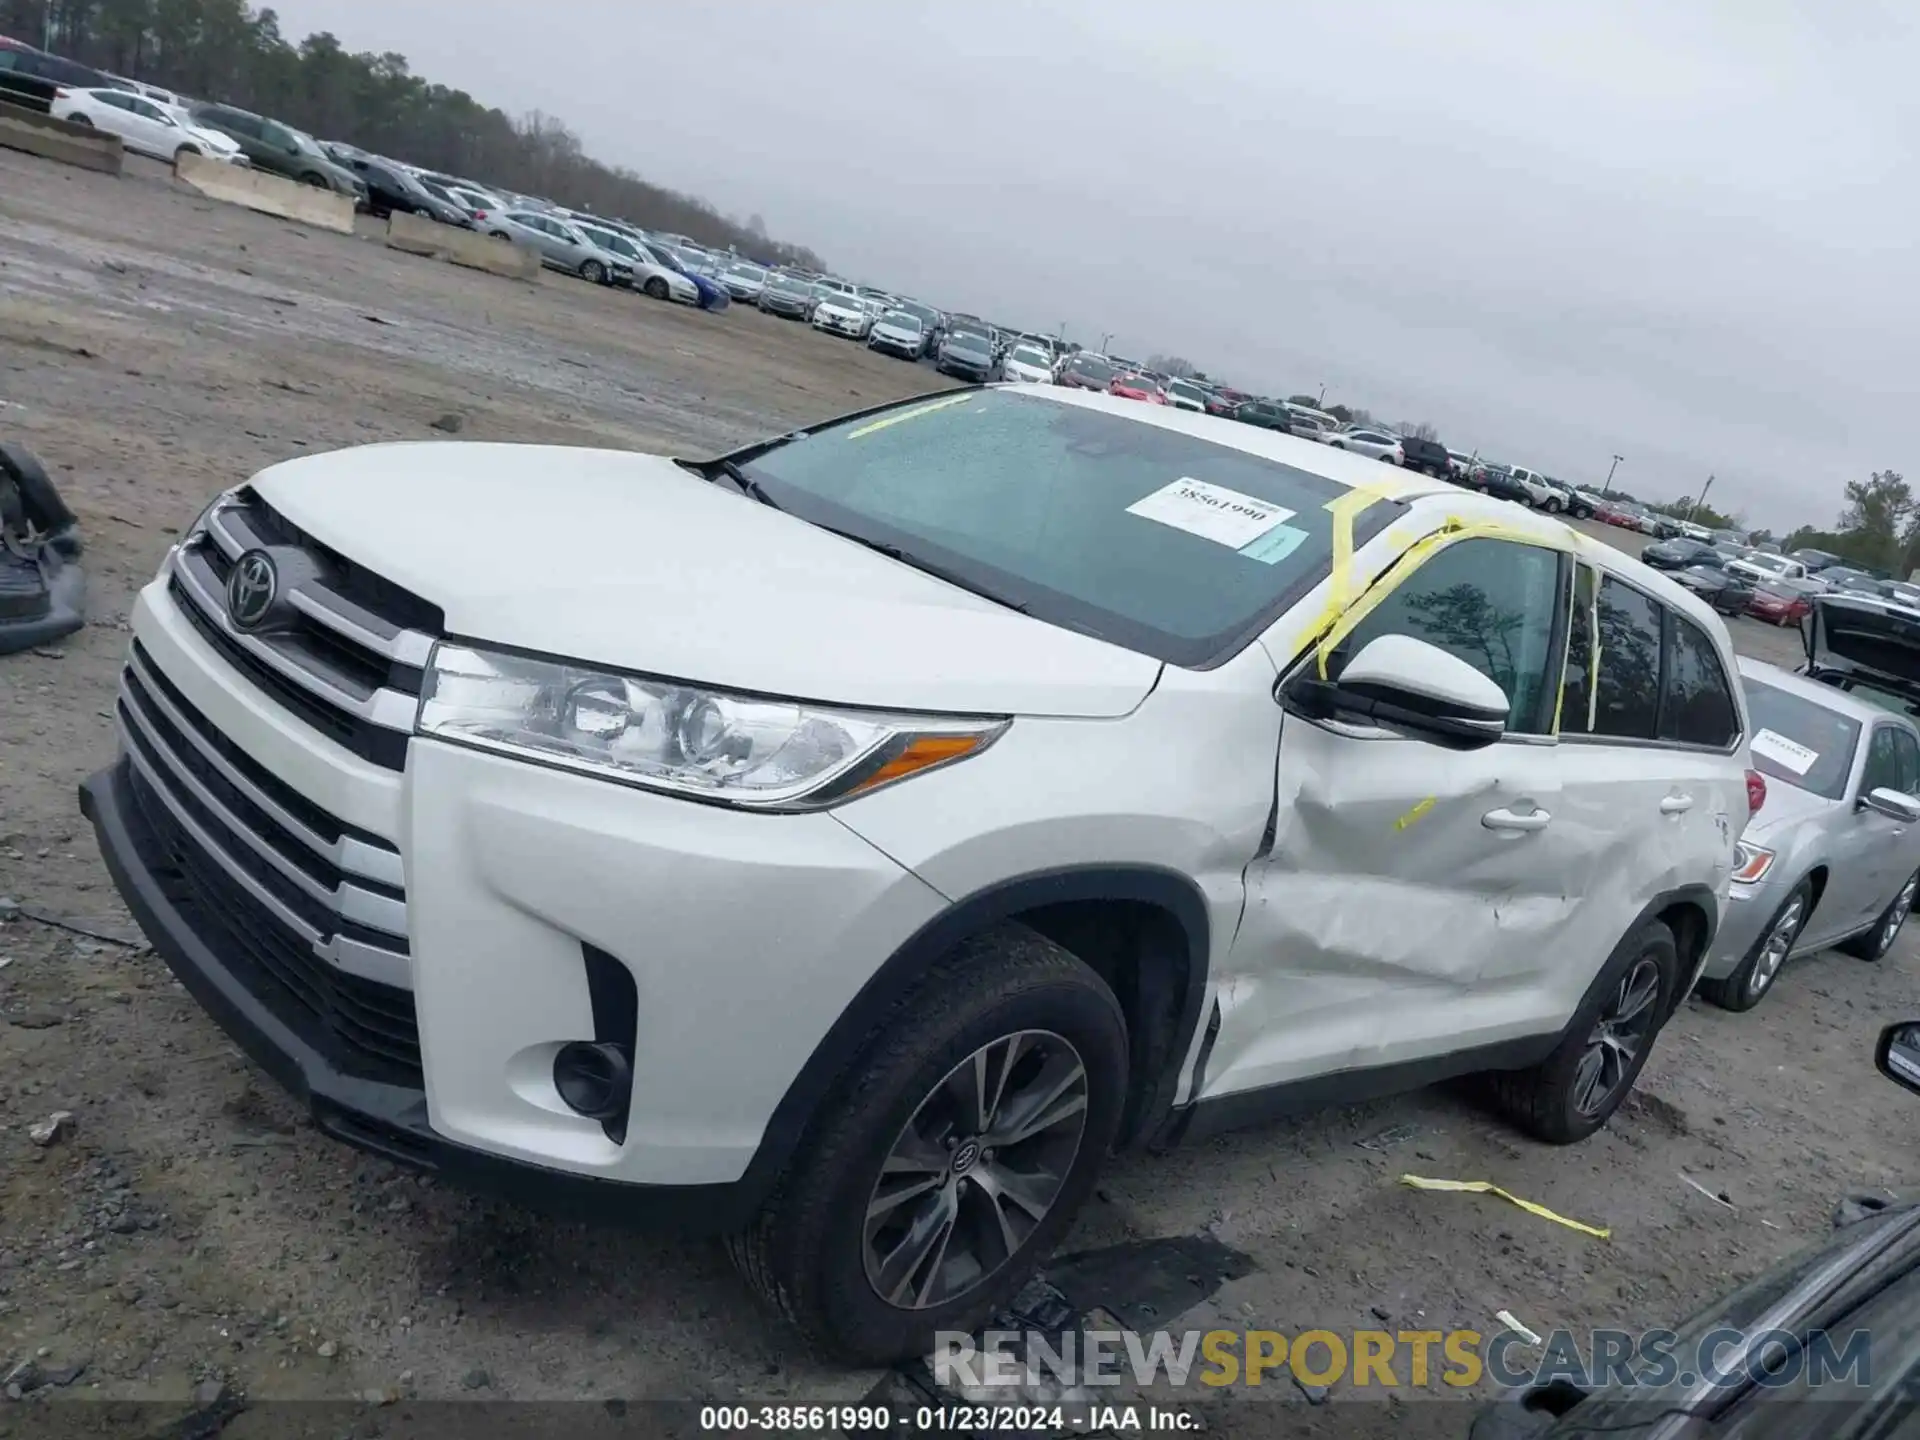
[115,641,420,1085]
[163,489,440,771]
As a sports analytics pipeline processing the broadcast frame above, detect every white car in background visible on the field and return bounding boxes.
[51,87,245,164]
[1505,466,1561,510]
[1727,551,1810,586]
[1000,344,1056,384]
[1165,378,1209,412]
[812,292,874,339]
[1326,427,1405,465]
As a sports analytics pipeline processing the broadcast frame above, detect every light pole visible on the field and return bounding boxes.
[1316,382,1328,406]
[1602,453,1624,497]
[1098,332,1114,354]
[1688,474,1714,524]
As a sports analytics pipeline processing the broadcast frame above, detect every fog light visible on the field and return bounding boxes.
[552,1041,633,1122]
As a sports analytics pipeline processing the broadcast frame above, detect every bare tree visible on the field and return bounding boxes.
[1395,421,1440,441]
[1146,354,1198,378]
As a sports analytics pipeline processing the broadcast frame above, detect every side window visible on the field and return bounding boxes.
[1865,728,1920,796]
[1587,577,1664,739]
[1330,536,1568,734]
[97,91,131,111]
[1659,614,1739,748]
[1560,563,1599,733]
[1863,728,1905,795]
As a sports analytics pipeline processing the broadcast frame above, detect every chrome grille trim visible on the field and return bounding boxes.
[206,498,437,666]
[124,647,404,889]
[119,689,406,937]
[168,543,420,733]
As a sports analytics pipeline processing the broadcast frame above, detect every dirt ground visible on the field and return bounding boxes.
[4,147,1919,1434]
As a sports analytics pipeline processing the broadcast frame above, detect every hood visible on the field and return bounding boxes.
[249,443,1163,719]
[1805,593,1920,703]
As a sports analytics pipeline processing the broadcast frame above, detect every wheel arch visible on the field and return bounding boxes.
[739,865,1212,1200]
[1645,882,1720,1018]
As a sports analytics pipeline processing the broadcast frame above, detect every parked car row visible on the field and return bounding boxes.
[1640,537,1920,629]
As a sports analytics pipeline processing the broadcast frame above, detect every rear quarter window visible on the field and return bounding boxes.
[1660,614,1740,748]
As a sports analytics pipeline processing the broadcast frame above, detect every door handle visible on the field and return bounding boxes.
[1660,795,1695,815]
[1483,807,1552,833]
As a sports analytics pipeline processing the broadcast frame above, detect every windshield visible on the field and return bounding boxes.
[879,311,922,332]
[947,332,990,354]
[1068,358,1117,383]
[1168,381,1205,400]
[1744,678,1860,800]
[1744,554,1791,574]
[734,389,1403,666]
[727,264,766,280]
[770,275,810,294]
[1010,347,1051,367]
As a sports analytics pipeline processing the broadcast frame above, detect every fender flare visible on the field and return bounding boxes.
[734,865,1213,1203]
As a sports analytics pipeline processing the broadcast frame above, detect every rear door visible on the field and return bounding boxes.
[1212,532,1588,1099]
[1555,573,1742,1000]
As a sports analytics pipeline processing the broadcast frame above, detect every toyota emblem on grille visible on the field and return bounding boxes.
[226,549,278,630]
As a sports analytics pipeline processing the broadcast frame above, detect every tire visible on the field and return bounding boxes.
[1489,918,1679,1144]
[489,230,510,241]
[1841,869,1920,961]
[580,259,606,285]
[727,923,1128,1365]
[175,144,200,159]
[67,113,92,127]
[1700,881,1811,1011]
[300,172,328,188]
[643,276,670,301]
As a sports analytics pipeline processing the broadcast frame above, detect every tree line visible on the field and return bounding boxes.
[2,0,826,269]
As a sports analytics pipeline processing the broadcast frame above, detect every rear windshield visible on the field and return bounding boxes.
[734,389,1402,667]
[1743,678,1860,800]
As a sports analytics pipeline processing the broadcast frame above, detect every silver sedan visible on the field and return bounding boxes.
[1697,657,1920,1010]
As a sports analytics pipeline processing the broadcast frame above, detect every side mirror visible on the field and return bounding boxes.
[1862,787,1920,824]
[1281,634,1510,752]
[1877,1021,1920,1095]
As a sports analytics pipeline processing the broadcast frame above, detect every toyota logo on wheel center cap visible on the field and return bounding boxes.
[226,549,278,630]
[950,1139,981,1175]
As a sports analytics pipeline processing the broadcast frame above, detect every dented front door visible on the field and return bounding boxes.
[1200,534,1581,1103]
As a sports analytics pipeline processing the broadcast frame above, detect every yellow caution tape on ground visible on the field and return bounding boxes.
[1393,796,1437,832]
[844,393,976,440]
[1399,1174,1611,1239]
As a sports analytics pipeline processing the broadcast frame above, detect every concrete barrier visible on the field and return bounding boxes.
[0,102,123,175]
[172,151,354,234]
[385,210,541,281]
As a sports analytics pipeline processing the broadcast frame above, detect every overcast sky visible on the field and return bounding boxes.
[275,0,1915,531]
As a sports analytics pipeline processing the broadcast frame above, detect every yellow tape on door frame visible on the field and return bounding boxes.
[1309,515,1575,679]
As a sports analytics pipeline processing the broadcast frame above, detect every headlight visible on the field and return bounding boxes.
[1732,841,1776,884]
[417,643,1008,810]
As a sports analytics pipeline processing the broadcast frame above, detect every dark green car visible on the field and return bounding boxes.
[185,104,365,202]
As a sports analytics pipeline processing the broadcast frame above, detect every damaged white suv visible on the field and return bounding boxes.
[82,386,1753,1364]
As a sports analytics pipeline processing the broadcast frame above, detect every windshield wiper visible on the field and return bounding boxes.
[811,524,1030,615]
[709,459,783,510]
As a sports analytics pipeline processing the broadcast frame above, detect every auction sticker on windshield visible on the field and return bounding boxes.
[1751,728,1819,776]
[1128,478,1296,549]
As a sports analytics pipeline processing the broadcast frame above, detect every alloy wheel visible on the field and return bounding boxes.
[1884,876,1918,951]
[1748,895,1805,997]
[1573,957,1661,1117]
[862,1030,1089,1311]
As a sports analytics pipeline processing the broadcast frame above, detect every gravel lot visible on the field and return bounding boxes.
[3,149,1918,1431]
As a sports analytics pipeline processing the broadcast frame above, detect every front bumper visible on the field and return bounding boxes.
[1698,879,1779,980]
[84,577,949,1220]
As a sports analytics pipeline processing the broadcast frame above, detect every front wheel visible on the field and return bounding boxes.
[1842,869,1920,961]
[728,923,1128,1364]
[175,143,200,159]
[580,259,606,284]
[67,113,92,127]
[1701,881,1811,1011]
[643,276,669,300]
[300,172,328,188]
[1488,919,1678,1143]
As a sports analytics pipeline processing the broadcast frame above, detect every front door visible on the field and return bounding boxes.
[1204,533,1583,1102]
[1817,724,1920,938]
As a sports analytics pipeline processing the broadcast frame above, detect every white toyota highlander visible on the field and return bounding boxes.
[81,385,1755,1364]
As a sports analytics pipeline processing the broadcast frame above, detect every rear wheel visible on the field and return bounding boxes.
[67,113,92,127]
[728,923,1128,1365]
[489,230,510,241]
[1489,919,1678,1143]
[1842,870,1920,961]
[300,172,328,188]
[1700,881,1811,1011]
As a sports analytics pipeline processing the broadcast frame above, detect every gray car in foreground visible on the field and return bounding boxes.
[1698,634,1920,1011]
[485,210,630,285]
